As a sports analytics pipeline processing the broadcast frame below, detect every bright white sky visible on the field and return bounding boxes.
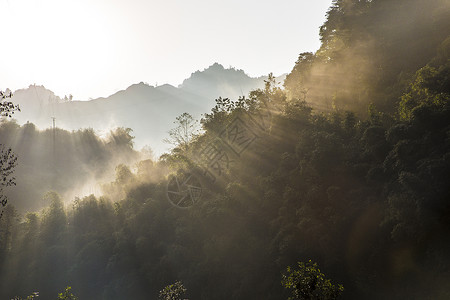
[1,0,332,100]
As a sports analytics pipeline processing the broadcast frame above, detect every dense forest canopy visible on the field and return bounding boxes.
[1,0,449,299]
[0,121,141,212]
[284,0,450,115]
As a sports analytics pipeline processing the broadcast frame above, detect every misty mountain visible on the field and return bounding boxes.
[179,62,273,99]
[11,64,285,154]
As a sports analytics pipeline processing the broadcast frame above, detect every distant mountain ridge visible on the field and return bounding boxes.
[179,63,268,100]
[10,64,286,155]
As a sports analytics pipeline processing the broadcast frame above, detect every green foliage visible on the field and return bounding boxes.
[108,127,135,148]
[3,69,449,298]
[1,1,450,299]
[159,281,187,300]
[0,89,20,118]
[40,192,67,241]
[282,260,344,300]
[284,52,315,100]
[0,90,19,218]
[57,286,77,300]
[399,60,450,120]
[10,291,39,300]
[286,0,450,114]
[0,121,139,212]
[0,145,18,215]
[11,286,76,300]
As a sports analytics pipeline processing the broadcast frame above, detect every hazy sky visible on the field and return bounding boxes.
[1,0,332,100]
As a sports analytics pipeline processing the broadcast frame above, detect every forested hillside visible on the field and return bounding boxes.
[0,121,140,212]
[284,0,450,114]
[10,64,284,154]
[0,0,449,299]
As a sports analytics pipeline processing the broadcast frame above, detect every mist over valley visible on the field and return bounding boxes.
[1,0,449,299]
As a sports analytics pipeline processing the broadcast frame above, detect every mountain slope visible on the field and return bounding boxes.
[11,64,285,154]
